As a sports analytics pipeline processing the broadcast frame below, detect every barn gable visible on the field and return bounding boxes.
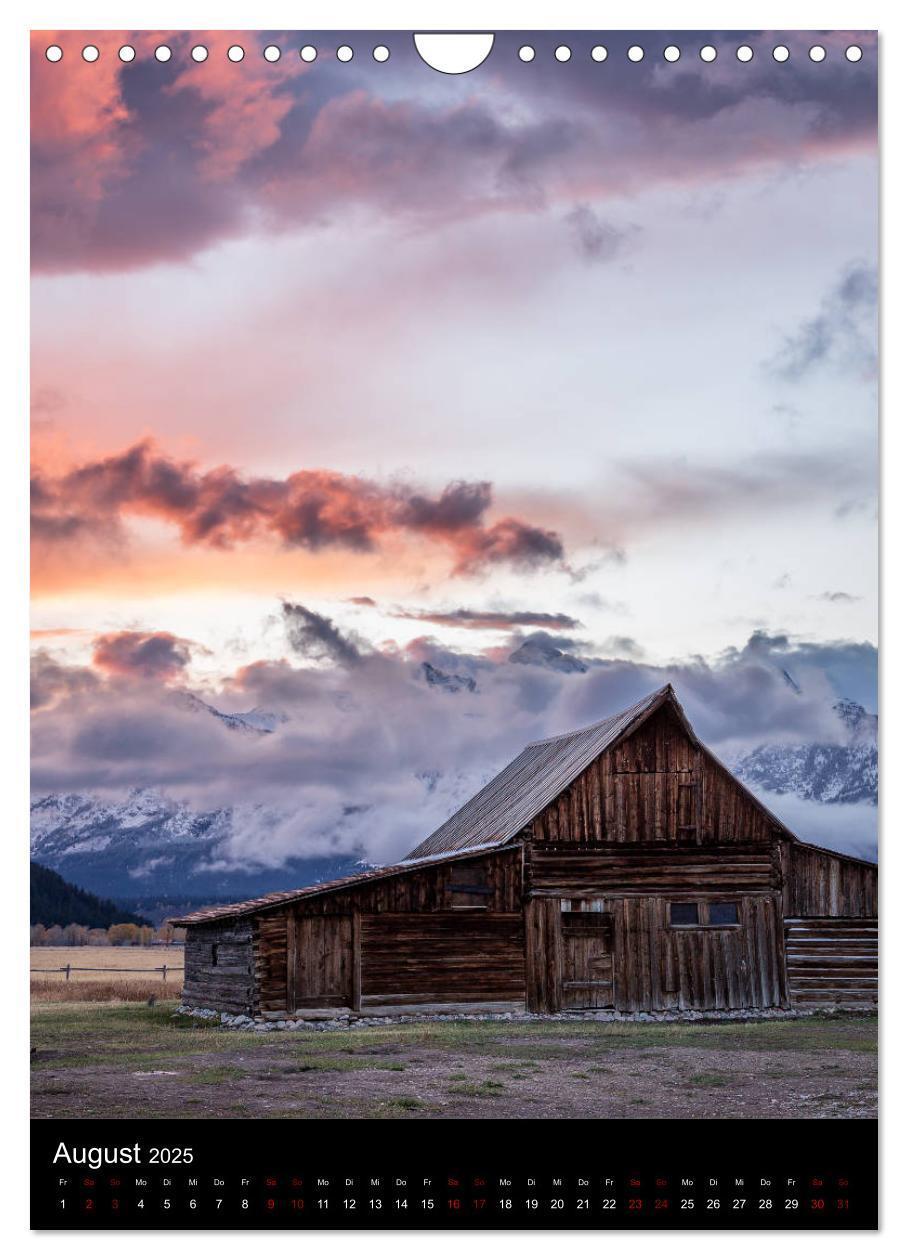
[407,683,800,858]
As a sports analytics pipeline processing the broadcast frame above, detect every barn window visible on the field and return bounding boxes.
[448,862,491,910]
[669,902,698,926]
[210,943,219,966]
[668,902,741,927]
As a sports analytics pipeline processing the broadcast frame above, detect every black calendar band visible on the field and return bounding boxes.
[31,1117,877,1230]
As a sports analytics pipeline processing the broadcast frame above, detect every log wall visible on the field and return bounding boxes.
[784,918,878,1007]
[181,919,255,1014]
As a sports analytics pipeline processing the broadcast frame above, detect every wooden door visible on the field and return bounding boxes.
[289,914,353,1010]
[561,911,615,1009]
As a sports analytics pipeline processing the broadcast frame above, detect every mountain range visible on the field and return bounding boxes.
[733,699,878,806]
[30,671,877,903]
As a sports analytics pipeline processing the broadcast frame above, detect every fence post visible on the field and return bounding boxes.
[64,964,71,982]
[162,964,167,986]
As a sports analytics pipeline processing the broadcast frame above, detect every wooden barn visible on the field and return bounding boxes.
[173,685,877,1018]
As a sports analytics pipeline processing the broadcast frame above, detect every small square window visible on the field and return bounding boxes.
[708,903,739,926]
[448,863,491,909]
[669,903,698,926]
[211,944,219,966]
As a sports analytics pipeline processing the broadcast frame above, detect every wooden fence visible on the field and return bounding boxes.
[31,964,184,983]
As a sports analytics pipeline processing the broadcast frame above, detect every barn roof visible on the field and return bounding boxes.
[169,844,519,927]
[404,684,680,860]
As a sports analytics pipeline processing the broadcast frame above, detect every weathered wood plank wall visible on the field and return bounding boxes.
[360,911,525,1005]
[529,708,778,847]
[780,841,877,917]
[524,893,786,1013]
[523,898,563,1014]
[253,849,523,1014]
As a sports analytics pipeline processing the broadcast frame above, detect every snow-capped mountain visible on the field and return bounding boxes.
[421,661,477,693]
[508,635,588,674]
[174,690,287,734]
[734,699,878,805]
[30,788,358,900]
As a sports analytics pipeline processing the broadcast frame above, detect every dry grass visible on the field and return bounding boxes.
[31,946,184,1003]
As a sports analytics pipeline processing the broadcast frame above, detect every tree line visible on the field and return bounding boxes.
[31,922,186,947]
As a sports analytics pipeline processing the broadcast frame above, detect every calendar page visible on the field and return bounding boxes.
[29,29,878,1231]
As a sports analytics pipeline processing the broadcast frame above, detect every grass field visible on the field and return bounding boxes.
[30,946,184,1002]
[30,1001,877,1121]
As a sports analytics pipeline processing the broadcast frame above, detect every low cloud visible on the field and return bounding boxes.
[31,650,98,711]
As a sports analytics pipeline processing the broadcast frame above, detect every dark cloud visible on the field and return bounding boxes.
[768,262,878,383]
[31,442,566,577]
[454,517,564,574]
[91,631,193,681]
[281,602,363,667]
[346,596,377,607]
[817,591,861,604]
[565,205,636,263]
[394,608,581,632]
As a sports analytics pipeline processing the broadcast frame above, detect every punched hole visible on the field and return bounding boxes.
[118,46,136,63]
[154,46,172,63]
[845,45,863,62]
[772,45,790,62]
[518,45,535,62]
[191,45,208,63]
[300,45,317,63]
[700,45,717,63]
[264,45,281,62]
[628,45,644,62]
[413,33,494,74]
[554,45,572,62]
[591,46,608,62]
[664,46,681,62]
[45,45,63,62]
[337,45,354,62]
[736,45,754,62]
[82,45,100,63]
[809,45,826,62]
[227,45,245,63]
[373,45,390,62]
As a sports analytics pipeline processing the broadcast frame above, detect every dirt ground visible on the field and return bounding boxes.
[31,1001,877,1121]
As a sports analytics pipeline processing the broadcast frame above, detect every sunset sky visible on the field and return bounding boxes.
[31,31,878,866]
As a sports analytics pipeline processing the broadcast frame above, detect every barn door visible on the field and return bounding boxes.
[289,914,353,1010]
[561,911,615,1009]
